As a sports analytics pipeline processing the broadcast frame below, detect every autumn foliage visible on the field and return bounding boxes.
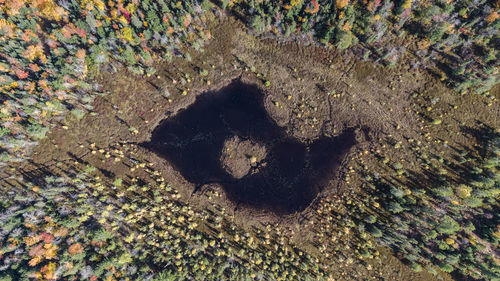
[0,0,212,164]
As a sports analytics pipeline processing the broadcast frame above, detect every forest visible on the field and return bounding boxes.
[0,0,498,280]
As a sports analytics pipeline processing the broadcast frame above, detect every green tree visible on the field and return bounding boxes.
[122,46,136,65]
[27,123,49,140]
[335,30,357,50]
[388,201,403,214]
[250,15,264,33]
[369,225,383,237]
[438,262,454,273]
[437,216,460,234]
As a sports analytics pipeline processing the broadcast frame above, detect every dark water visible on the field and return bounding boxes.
[143,80,356,214]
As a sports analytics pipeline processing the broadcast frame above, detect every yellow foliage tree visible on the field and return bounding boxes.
[31,0,68,21]
[336,0,349,9]
[402,0,412,9]
[28,256,42,267]
[120,27,134,42]
[23,45,47,63]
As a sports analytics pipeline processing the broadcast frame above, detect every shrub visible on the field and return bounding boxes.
[411,262,423,272]
[113,178,123,187]
[393,162,403,170]
[27,123,49,140]
[0,127,11,138]
[71,109,86,120]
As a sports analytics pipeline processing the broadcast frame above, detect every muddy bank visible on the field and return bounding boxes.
[143,79,357,214]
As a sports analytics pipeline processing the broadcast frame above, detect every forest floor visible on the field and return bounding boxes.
[12,13,499,280]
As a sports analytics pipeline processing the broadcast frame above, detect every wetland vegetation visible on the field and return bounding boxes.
[0,1,498,280]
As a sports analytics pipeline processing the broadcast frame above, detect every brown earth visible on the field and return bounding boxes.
[220,136,267,179]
